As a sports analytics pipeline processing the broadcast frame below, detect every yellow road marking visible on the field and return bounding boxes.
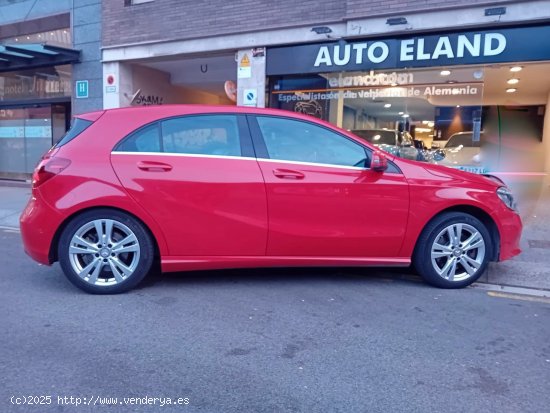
[487,291,550,304]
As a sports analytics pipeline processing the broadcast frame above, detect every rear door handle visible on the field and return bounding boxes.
[137,161,173,172]
[273,168,305,180]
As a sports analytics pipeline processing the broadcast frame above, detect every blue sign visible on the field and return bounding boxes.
[75,80,89,99]
[267,25,550,75]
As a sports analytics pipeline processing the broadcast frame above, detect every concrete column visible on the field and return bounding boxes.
[543,91,550,173]
[236,49,266,108]
[102,62,134,109]
[72,0,102,114]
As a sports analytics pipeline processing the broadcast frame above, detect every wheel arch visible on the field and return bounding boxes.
[413,205,500,262]
[49,206,162,264]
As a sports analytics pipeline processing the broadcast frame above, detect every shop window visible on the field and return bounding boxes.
[161,115,241,157]
[256,116,368,167]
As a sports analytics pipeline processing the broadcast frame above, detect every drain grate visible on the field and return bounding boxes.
[527,239,550,249]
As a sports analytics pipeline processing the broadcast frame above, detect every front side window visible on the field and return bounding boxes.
[256,116,368,167]
[161,115,241,156]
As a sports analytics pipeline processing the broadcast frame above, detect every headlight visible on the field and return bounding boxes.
[497,187,518,212]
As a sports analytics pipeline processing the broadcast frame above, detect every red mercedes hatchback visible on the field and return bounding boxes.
[20,105,522,293]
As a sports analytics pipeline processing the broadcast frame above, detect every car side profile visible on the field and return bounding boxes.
[20,105,522,293]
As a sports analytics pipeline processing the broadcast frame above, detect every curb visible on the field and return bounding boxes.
[0,180,31,188]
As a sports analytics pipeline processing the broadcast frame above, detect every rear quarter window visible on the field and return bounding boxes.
[55,118,93,148]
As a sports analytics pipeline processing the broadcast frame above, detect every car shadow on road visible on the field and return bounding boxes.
[138,265,426,291]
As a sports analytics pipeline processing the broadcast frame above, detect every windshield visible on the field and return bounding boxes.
[445,133,481,148]
[352,130,397,146]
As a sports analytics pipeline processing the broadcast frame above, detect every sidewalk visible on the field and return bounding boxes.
[0,183,31,228]
[2,180,549,290]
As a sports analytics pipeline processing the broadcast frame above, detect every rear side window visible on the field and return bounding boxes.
[55,118,92,148]
[113,115,242,156]
[115,123,161,152]
[161,115,241,156]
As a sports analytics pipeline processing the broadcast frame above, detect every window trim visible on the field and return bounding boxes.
[112,113,253,158]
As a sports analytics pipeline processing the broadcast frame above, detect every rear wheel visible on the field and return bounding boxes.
[413,212,492,288]
[58,209,154,294]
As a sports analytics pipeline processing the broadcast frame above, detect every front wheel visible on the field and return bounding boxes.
[58,209,154,294]
[413,212,492,288]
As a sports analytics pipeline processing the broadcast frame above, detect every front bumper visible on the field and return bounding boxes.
[496,208,522,261]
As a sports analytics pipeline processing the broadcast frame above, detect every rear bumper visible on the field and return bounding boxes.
[20,191,62,265]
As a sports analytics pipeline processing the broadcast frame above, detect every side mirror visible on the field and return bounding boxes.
[371,150,388,172]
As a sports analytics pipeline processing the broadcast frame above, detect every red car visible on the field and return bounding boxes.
[20,105,522,293]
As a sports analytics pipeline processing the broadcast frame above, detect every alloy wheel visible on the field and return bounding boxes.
[68,219,141,286]
[430,223,486,282]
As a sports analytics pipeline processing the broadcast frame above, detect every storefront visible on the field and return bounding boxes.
[0,28,79,180]
[266,25,550,191]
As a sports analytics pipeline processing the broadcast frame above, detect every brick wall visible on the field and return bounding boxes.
[346,0,514,17]
[103,0,521,47]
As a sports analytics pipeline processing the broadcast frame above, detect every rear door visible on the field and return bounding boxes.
[249,115,410,258]
[110,114,268,256]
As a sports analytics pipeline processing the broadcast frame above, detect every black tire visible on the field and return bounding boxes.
[58,209,154,294]
[413,212,492,289]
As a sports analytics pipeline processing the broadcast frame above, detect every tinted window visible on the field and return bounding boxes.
[115,123,161,152]
[55,118,92,148]
[161,115,241,156]
[352,130,397,146]
[446,133,481,148]
[258,117,368,167]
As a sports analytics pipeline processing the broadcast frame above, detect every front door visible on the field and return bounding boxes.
[250,115,409,258]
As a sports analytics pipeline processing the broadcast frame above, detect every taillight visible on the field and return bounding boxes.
[32,150,71,189]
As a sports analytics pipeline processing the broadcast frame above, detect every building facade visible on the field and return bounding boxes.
[0,0,102,180]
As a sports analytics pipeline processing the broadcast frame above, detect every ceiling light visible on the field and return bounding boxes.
[440,70,451,76]
[402,114,410,118]
[506,88,517,93]
[311,26,332,34]
[398,111,404,115]
[510,66,522,72]
[384,103,391,108]
[507,78,519,84]
[386,17,408,25]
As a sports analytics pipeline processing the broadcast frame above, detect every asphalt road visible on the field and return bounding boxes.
[1,228,549,413]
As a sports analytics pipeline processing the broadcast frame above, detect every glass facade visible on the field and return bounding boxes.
[0,26,72,180]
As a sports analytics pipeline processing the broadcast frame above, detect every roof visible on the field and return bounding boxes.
[0,43,80,72]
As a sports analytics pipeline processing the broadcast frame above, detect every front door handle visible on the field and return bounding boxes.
[137,161,173,172]
[273,168,305,180]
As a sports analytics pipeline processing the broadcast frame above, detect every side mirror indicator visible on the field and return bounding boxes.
[371,150,388,172]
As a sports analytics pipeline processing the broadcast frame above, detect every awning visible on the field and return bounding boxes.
[0,43,80,72]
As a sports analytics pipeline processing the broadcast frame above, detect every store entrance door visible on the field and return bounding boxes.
[0,103,70,181]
